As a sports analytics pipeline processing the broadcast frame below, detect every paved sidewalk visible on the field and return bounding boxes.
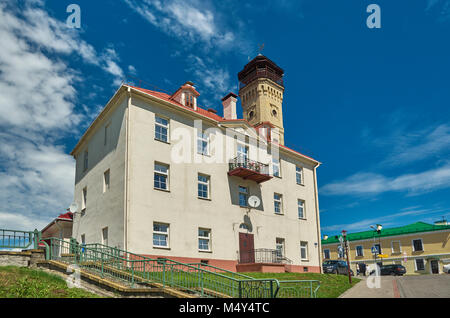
[339,276,400,298]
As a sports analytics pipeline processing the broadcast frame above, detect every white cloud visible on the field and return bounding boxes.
[320,164,450,196]
[0,1,124,230]
[321,207,449,233]
[124,0,236,49]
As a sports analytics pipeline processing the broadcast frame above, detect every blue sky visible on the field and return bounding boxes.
[0,0,449,236]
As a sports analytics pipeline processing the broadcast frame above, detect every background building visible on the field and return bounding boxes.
[322,220,450,275]
[71,55,323,273]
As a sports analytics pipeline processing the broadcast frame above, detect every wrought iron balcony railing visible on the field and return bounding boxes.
[239,248,293,265]
[228,156,270,175]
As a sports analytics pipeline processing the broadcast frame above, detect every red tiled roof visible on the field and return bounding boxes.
[57,211,73,220]
[128,85,318,163]
[128,85,224,121]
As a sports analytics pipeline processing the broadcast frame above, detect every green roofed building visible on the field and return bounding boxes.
[321,220,450,275]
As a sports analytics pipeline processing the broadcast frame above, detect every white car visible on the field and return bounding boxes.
[444,264,450,274]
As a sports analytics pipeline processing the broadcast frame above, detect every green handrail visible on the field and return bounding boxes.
[0,228,40,249]
[47,237,319,298]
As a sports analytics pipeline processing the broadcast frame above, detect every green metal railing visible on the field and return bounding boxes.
[0,229,40,249]
[47,238,280,298]
[277,280,321,298]
[45,238,320,298]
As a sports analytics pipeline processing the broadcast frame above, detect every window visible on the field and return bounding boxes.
[185,93,194,107]
[300,241,308,261]
[239,186,248,207]
[272,157,280,177]
[415,258,425,271]
[153,223,169,248]
[324,249,330,259]
[154,163,169,190]
[412,239,423,252]
[197,131,209,155]
[103,169,110,193]
[297,199,305,219]
[81,234,86,245]
[104,122,110,146]
[274,193,283,214]
[237,142,248,162]
[198,228,211,252]
[391,241,401,254]
[200,259,209,265]
[102,227,108,246]
[198,174,210,199]
[155,116,169,142]
[82,187,87,212]
[296,166,303,185]
[356,245,364,257]
[83,150,88,171]
[276,238,285,258]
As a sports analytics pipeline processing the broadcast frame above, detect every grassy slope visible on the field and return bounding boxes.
[0,266,101,298]
[242,272,360,298]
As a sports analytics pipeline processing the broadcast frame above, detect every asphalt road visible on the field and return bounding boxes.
[396,274,450,298]
[340,274,450,298]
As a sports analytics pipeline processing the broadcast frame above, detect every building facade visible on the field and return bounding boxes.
[71,55,323,273]
[321,221,450,275]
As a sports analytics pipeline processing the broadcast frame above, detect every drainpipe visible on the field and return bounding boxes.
[313,165,323,273]
[124,87,132,252]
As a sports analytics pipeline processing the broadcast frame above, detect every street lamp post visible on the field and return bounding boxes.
[341,230,352,284]
[371,224,383,267]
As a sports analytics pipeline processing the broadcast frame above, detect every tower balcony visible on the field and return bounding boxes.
[239,68,284,90]
[228,156,272,183]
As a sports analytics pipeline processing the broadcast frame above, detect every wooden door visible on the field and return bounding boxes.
[239,233,254,263]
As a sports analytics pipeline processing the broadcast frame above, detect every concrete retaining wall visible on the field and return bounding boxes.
[0,249,45,268]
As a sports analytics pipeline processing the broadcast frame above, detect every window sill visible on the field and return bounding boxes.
[297,183,305,186]
[298,217,307,221]
[154,187,170,193]
[199,250,212,253]
[154,138,170,144]
[153,246,170,250]
[275,213,284,216]
[198,197,211,201]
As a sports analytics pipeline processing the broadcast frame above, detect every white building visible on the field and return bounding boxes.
[71,55,323,273]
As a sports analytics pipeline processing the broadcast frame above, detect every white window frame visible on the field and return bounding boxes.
[198,228,211,252]
[272,157,281,177]
[355,245,364,257]
[198,174,210,199]
[274,193,283,215]
[153,222,170,248]
[276,238,285,258]
[102,227,108,246]
[154,162,169,191]
[237,141,249,162]
[297,199,305,219]
[238,186,248,207]
[104,122,111,146]
[300,241,309,261]
[324,249,330,259]
[197,130,210,156]
[155,115,169,143]
[83,150,88,171]
[81,187,87,212]
[103,169,110,193]
[296,166,303,185]
[414,258,425,271]
[391,241,402,254]
[412,238,424,252]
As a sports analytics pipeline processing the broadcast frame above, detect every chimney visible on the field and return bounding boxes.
[222,92,237,120]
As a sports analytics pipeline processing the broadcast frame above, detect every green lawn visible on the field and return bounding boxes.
[241,272,360,298]
[0,266,101,298]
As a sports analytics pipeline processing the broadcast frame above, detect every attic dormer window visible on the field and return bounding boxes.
[185,93,194,108]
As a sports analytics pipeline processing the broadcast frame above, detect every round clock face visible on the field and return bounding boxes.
[248,195,261,208]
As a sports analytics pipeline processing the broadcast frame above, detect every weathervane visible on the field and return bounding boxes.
[258,43,265,54]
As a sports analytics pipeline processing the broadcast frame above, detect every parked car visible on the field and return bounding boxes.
[322,260,354,276]
[370,264,406,276]
[443,264,450,274]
